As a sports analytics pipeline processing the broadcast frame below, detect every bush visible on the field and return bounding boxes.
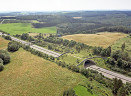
[8,42,20,52]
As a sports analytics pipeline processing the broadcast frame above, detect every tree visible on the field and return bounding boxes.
[8,42,20,52]
[0,58,4,71]
[117,86,128,96]
[76,59,80,64]
[112,78,123,95]
[0,50,10,64]
[106,46,111,56]
[112,50,122,61]
[4,36,12,40]
[21,33,29,40]
[48,44,53,50]
[121,43,125,52]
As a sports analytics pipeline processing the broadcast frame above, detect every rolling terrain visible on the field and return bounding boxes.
[62,32,127,48]
[0,48,87,96]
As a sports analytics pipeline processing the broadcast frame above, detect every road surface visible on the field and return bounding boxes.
[0,32,61,57]
[87,65,131,83]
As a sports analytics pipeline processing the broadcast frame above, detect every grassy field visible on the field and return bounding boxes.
[0,23,56,35]
[74,85,97,96]
[0,48,87,96]
[74,78,113,96]
[0,37,9,50]
[62,32,127,48]
[111,36,131,56]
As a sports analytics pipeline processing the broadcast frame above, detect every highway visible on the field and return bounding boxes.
[0,32,131,83]
[87,65,131,83]
[0,32,61,57]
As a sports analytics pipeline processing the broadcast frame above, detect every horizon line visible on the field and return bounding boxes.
[0,9,131,13]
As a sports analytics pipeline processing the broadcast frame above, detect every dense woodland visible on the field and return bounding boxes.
[1,11,131,35]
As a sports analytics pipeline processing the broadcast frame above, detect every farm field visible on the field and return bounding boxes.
[0,48,87,96]
[0,23,56,35]
[62,32,127,48]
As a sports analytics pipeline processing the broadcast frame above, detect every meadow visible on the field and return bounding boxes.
[0,23,56,35]
[62,32,127,48]
[0,48,87,96]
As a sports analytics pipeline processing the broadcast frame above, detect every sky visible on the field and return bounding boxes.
[0,0,131,12]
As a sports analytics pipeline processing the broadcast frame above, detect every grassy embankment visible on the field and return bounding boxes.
[0,23,56,35]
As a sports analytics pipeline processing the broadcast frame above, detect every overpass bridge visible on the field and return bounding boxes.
[77,57,131,83]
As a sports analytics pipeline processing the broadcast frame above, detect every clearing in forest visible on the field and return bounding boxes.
[62,32,127,48]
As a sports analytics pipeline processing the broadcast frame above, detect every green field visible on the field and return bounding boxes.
[74,85,97,96]
[74,78,113,96]
[0,23,56,35]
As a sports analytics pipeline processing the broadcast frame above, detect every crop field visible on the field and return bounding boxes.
[0,37,9,50]
[0,23,56,35]
[62,32,127,48]
[0,48,87,96]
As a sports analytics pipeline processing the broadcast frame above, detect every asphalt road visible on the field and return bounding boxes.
[87,65,131,83]
[0,32,61,57]
[1,32,131,83]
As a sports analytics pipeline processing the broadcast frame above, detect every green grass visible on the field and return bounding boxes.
[74,79,113,96]
[111,36,131,56]
[74,85,97,96]
[0,23,56,35]
[0,48,87,96]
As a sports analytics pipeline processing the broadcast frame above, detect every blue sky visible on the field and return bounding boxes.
[0,0,131,12]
